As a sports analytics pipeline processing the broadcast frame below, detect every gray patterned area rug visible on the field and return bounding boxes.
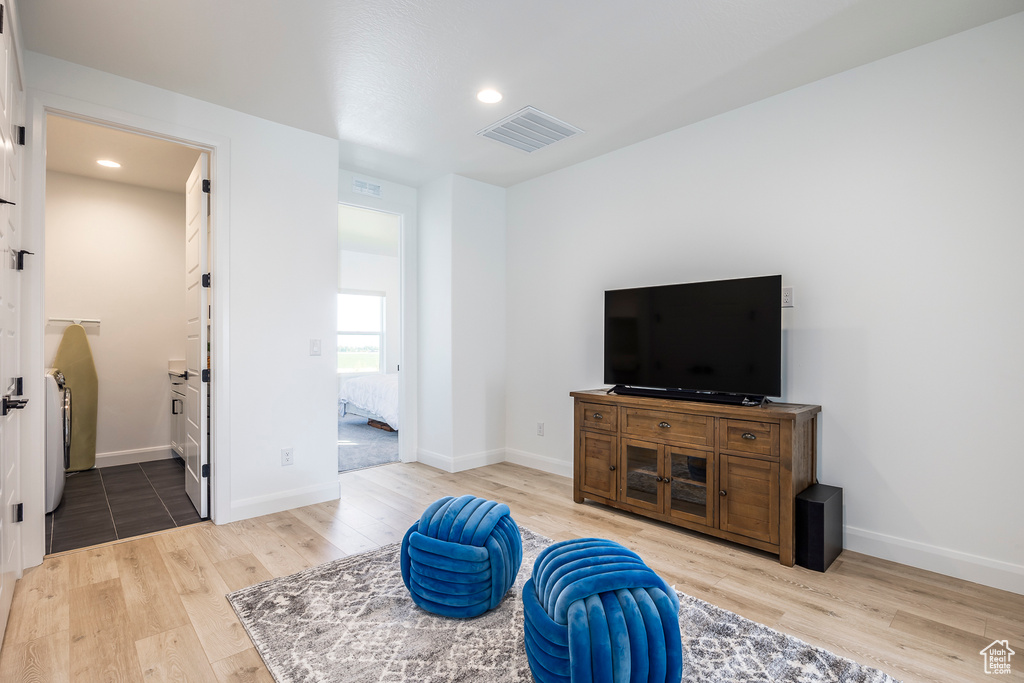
[227,527,899,683]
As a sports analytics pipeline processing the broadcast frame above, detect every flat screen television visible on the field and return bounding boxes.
[604,275,782,405]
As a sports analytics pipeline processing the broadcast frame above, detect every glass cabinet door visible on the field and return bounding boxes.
[621,439,662,512]
[667,446,712,524]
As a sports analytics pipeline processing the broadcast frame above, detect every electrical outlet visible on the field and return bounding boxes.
[281,448,294,466]
[537,422,545,437]
[310,339,322,356]
[782,287,794,308]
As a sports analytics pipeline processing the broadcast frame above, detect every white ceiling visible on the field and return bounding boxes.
[45,115,202,193]
[20,0,1023,188]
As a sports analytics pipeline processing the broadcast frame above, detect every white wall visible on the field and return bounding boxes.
[451,176,506,464]
[417,175,454,460]
[44,171,185,464]
[339,250,401,374]
[417,174,507,470]
[23,53,340,567]
[504,14,1024,593]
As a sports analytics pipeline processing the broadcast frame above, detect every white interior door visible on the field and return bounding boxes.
[184,153,209,517]
[0,10,23,643]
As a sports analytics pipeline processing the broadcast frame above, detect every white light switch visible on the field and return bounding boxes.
[310,339,322,356]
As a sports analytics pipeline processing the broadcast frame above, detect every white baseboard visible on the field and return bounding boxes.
[415,447,571,477]
[414,448,450,471]
[96,446,176,468]
[504,448,572,478]
[228,480,340,523]
[845,525,1024,595]
[453,448,505,472]
[416,447,505,473]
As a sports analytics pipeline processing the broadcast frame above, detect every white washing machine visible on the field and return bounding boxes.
[45,369,71,513]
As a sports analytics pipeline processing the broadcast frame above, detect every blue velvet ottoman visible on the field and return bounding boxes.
[522,538,682,683]
[400,494,523,618]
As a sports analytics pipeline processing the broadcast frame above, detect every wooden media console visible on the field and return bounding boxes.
[571,389,821,566]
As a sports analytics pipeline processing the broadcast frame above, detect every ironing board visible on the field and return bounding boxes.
[52,324,98,471]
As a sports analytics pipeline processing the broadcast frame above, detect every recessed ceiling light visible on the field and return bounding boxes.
[477,89,503,104]
[97,159,121,168]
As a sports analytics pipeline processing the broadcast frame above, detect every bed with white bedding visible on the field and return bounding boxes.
[338,374,399,431]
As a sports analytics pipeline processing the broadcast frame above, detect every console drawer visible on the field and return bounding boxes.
[721,419,779,456]
[622,408,712,446]
[581,402,617,431]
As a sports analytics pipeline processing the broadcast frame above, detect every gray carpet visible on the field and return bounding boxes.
[227,527,899,683]
[338,414,399,472]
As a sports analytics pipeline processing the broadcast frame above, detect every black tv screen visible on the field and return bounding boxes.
[604,275,782,398]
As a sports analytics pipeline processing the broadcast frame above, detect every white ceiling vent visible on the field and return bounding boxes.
[477,106,584,153]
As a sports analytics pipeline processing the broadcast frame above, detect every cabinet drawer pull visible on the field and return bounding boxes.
[663,477,672,484]
[741,432,757,440]
[592,412,603,420]
[609,465,616,471]
[719,490,727,496]
[658,421,671,429]
[655,476,663,482]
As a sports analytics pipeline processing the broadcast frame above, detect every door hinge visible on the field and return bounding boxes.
[202,179,211,194]
[202,273,211,288]
[17,125,25,146]
[15,250,33,271]
[201,464,210,478]
[2,395,28,415]
[201,369,210,383]
[14,503,23,523]
[14,377,23,395]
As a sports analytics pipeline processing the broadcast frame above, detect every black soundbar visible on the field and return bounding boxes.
[608,385,766,407]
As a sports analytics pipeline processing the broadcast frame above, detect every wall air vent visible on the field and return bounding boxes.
[352,178,383,198]
[477,106,584,153]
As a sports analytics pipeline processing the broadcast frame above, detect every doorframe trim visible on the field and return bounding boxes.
[336,175,418,466]
[21,91,233,568]
[337,202,413,464]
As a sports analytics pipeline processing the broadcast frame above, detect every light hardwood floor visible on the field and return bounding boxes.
[1,462,1021,682]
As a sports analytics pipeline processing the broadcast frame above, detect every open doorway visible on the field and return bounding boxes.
[41,115,211,553]
[337,204,401,472]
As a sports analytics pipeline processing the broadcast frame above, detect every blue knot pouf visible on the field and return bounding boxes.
[400,494,523,618]
[522,538,682,683]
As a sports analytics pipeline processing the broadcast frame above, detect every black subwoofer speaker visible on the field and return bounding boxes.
[795,484,843,572]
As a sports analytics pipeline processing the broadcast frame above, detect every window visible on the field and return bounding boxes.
[338,292,384,373]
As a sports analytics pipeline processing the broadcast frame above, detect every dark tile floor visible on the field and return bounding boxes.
[45,458,204,555]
